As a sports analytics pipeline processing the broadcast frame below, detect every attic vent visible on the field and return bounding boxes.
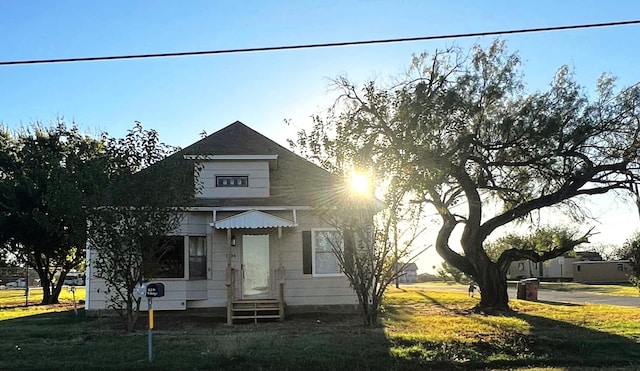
[216,176,248,187]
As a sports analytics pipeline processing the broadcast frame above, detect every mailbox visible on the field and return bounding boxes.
[146,283,165,298]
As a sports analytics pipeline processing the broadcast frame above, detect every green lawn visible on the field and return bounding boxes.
[0,287,85,320]
[0,286,639,370]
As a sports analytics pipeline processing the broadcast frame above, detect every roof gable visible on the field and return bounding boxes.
[173,121,337,207]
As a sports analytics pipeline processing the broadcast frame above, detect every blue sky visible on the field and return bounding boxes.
[2,1,640,271]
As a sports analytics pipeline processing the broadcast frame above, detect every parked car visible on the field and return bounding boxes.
[63,272,85,286]
[6,278,27,288]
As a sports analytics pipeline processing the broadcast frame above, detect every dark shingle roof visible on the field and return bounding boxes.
[175,121,336,207]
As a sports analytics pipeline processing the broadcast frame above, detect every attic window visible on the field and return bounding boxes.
[216,176,248,187]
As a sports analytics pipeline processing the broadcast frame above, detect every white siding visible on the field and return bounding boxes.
[173,213,208,236]
[86,212,214,311]
[279,210,358,306]
[87,209,360,312]
[206,210,358,307]
[196,161,270,199]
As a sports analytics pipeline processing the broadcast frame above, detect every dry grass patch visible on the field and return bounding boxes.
[0,287,85,320]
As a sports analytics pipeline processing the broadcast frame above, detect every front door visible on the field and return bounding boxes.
[242,235,270,299]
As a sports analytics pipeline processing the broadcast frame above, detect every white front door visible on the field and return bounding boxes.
[242,235,270,299]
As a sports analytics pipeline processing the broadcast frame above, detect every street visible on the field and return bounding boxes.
[413,283,640,308]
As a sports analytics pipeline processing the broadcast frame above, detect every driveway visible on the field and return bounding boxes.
[414,283,640,308]
[506,286,640,307]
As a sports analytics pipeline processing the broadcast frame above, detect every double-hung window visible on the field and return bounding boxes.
[189,236,207,279]
[154,235,207,279]
[312,228,343,276]
[156,236,185,278]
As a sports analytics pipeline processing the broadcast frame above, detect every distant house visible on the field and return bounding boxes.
[86,121,360,323]
[397,263,418,283]
[507,251,603,281]
[573,260,631,284]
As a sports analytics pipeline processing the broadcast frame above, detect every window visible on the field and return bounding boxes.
[617,263,623,272]
[189,236,207,279]
[312,229,343,276]
[216,175,248,187]
[156,236,185,278]
[577,265,581,272]
[517,262,524,271]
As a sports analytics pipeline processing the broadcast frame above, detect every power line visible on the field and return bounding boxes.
[2,19,640,66]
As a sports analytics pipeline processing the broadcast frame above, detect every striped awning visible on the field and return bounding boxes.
[212,210,297,229]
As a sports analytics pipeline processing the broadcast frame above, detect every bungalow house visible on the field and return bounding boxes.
[85,121,360,323]
[397,262,418,283]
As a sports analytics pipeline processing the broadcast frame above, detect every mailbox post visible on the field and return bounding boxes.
[145,283,165,363]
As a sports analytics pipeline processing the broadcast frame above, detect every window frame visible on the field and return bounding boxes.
[188,235,208,280]
[154,235,208,280]
[215,175,249,187]
[311,228,344,277]
[155,236,187,279]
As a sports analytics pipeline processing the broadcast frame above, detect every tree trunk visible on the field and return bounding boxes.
[40,276,52,305]
[38,276,62,304]
[475,262,510,312]
[50,281,63,304]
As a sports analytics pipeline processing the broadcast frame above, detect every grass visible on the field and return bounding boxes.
[0,286,639,370]
[0,287,85,320]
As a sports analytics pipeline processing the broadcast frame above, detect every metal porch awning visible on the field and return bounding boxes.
[211,210,297,229]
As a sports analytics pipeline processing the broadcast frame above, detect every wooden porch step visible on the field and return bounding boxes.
[233,307,279,312]
[231,314,280,319]
[231,300,284,324]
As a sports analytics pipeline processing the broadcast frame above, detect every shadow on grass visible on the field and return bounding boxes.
[2,302,639,370]
[385,291,640,369]
[534,299,582,306]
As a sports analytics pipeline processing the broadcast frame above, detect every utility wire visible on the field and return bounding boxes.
[2,19,640,66]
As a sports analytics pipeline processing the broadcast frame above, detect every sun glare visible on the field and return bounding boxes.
[350,172,370,194]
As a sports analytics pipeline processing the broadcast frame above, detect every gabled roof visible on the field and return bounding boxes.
[171,121,337,207]
[212,210,297,229]
[398,262,418,271]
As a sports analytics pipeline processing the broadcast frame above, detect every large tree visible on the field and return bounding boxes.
[88,123,197,331]
[294,40,640,312]
[0,122,111,304]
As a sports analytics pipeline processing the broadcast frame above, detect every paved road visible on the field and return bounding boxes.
[414,284,640,308]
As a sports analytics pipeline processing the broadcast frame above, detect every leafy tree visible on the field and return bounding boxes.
[0,122,111,304]
[87,123,197,331]
[293,40,640,312]
[621,232,640,295]
[436,261,465,283]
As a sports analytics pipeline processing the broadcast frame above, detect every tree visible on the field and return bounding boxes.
[87,123,197,331]
[622,232,640,295]
[0,122,111,304]
[436,261,465,283]
[318,178,429,326]
[294,40,640,312]
[310,176,427,326]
